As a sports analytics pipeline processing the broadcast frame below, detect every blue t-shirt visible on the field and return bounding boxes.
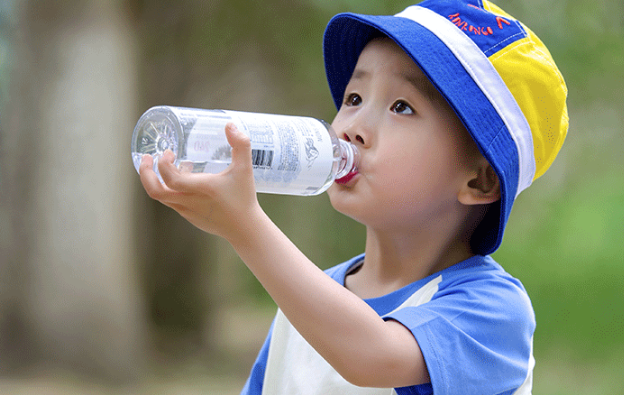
[242,254,535,395]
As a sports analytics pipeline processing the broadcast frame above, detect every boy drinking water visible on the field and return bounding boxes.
[139,0,568,393]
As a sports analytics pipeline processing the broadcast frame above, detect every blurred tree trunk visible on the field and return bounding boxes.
[128,0,221,362]
[0,0,145,382]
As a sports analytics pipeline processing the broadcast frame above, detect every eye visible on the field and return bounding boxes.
[344,93,362,107]
[390,100,414,115]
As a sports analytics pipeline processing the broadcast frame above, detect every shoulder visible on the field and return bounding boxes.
[435,255,535,323]
[387,254,536,356]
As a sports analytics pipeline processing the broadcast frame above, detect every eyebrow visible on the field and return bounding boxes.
[349,67,447,106]
[400,70,447,106]
[349,68,369,82]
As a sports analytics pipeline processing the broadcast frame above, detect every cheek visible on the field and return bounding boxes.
[375,142,462,201]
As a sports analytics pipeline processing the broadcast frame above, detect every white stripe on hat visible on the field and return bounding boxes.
[395,6,535,196]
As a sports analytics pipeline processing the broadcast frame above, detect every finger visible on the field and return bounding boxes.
[139,154,164,197]
[155,149,219,195]
[158,149,213,192]
[139,153,179,201]
[225,123,252,170]
[157,149,188,191]
[138,153,154,174]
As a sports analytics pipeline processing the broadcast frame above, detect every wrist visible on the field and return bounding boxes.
[223,201,270,248]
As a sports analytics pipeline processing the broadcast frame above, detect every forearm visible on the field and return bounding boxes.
[226,207,428,387]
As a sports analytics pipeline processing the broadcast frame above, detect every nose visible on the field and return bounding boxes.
[342,130,366,145]
[340,116,372,148]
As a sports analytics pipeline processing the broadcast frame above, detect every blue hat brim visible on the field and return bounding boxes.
[323,13,518,255]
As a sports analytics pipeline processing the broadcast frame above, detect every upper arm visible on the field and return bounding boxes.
[378,319,430,386]
[309,312,431,389]
[333,318,430,388]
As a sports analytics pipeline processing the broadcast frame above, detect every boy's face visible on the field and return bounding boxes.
[328,37,481,232]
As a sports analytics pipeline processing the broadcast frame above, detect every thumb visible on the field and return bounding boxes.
[225,122,252,169]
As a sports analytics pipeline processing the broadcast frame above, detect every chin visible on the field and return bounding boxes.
[327,186,350,213]
[327,188,367,223]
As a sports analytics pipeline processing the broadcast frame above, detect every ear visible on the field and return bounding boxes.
[458,158,501,205]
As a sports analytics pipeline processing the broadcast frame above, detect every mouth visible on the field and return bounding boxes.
[335,169,359,185]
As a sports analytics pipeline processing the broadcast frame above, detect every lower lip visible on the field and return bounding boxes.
[335,170,358,185]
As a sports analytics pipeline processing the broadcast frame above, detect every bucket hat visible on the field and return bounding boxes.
[323,0,568,254]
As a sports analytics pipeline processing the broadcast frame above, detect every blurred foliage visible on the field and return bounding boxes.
[491,0,624,365]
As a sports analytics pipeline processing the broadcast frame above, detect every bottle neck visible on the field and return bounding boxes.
[335,140,359,180]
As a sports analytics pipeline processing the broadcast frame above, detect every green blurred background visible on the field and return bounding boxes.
[0,0,622,394]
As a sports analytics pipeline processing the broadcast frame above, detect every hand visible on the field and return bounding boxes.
[139,123,263,241]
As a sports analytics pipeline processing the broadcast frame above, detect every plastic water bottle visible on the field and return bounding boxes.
[131,106,359,195]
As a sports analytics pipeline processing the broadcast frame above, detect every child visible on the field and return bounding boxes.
[139,0,568,393]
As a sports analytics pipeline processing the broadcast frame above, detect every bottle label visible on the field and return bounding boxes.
[180,108,335,195]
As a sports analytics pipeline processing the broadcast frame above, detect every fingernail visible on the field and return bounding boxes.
[226,122,238,133]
